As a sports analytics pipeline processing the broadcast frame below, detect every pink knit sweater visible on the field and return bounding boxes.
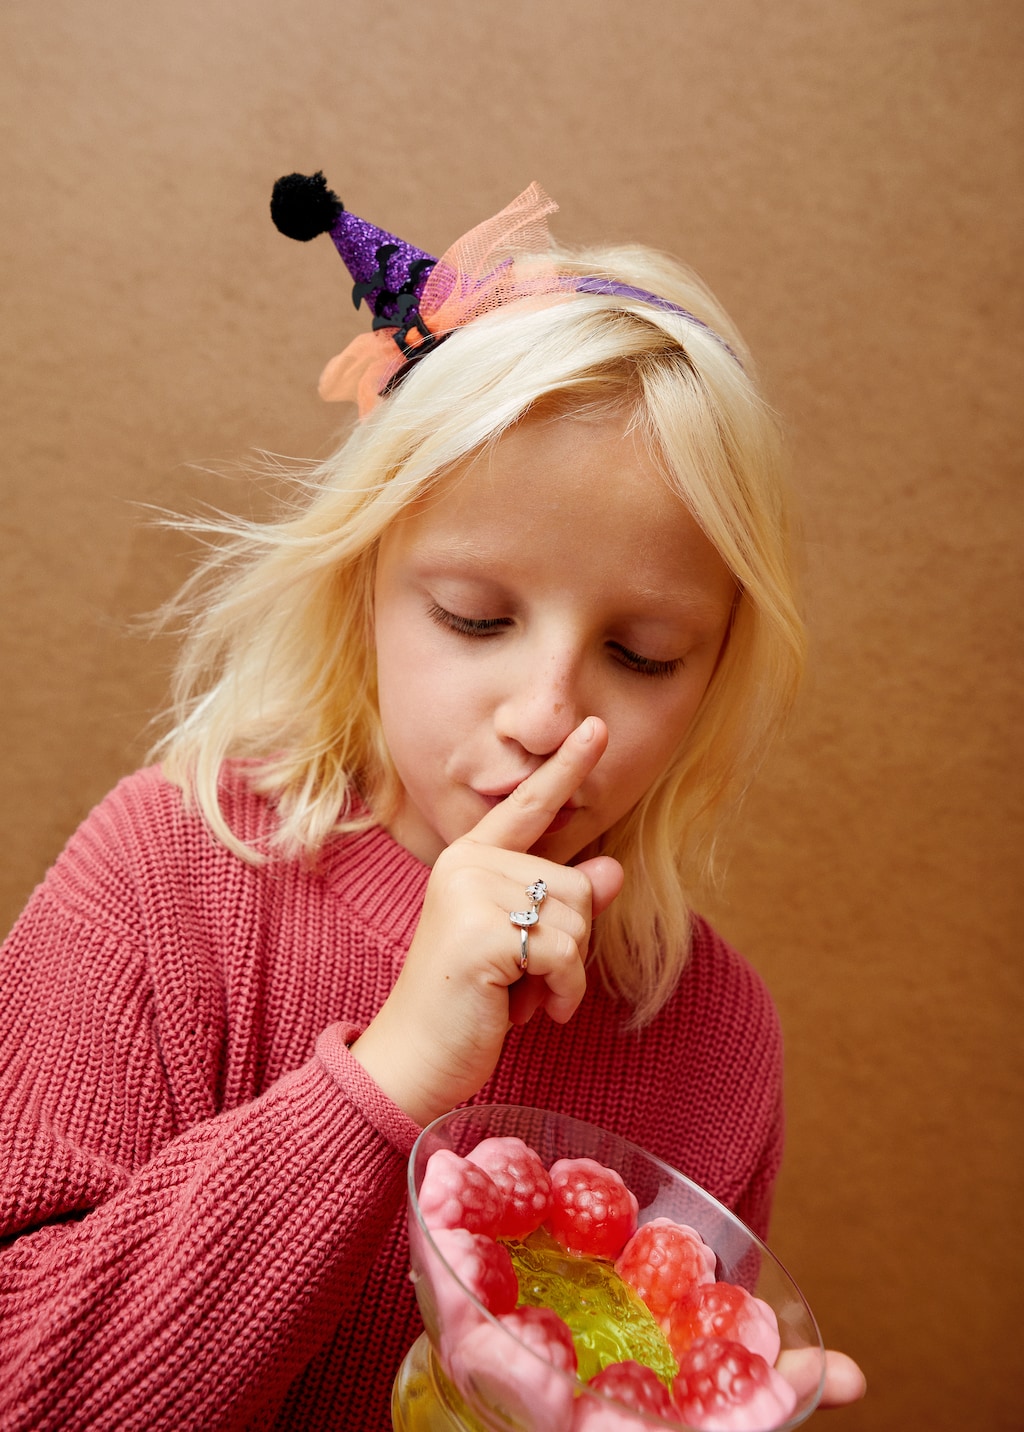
[0,766,783,1430]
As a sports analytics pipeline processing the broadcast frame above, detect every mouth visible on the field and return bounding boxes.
[475,788,580,833]
[542,804,576,835]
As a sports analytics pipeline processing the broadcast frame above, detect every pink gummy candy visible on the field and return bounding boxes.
[449,1305,578,1432]
[418,1148,503,1237]
[466,1135,554,1239]
[615,1219,716,1317]
[423,1227,519,1344]
[547,1157,639,1260]
[573,1361,675,1430]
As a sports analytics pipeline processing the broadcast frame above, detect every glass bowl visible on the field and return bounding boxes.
[393,1105,825,1432]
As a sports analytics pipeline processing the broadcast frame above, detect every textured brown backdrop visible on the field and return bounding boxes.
[2,1,1021,1427]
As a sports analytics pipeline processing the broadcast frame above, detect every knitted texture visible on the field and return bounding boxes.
[0,766,784,1431]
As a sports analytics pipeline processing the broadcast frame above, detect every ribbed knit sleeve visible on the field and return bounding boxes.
[0,770,423,1430]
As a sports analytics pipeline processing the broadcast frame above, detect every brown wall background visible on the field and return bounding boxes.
[2,1,1020,1427]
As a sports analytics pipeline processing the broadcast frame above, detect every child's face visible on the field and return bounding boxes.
[373,405,737,866]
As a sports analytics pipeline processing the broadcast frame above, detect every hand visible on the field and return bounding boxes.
[777,1348,867,1408]
[350,717,624,1126]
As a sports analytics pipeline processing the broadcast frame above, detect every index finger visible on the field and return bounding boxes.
[466,717,607,854]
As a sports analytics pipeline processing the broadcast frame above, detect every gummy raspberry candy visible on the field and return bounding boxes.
[426,1227,519,1341]
[573,1361,674,1430]
[672,1336,797,1432]
[418,1148,503,1236]
[449,1305,578,1432]
[466,1135,554,1239]
[663,1281,781,1365]
[546,1157,639,1259]
[615,1218,716,1318]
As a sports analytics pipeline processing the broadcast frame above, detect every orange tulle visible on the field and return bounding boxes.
[317,330,404,411]
[317,183,573,417]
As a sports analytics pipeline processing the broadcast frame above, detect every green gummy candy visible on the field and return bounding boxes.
[506,1232,678,1386]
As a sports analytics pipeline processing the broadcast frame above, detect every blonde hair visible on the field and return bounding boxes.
[155,241,805,1024]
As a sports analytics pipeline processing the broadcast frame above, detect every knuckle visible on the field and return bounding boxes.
[446,862,483,898]
[564,909,589,949]
[507,781,550,819]
[432,843,464,879]
[563,867,593,907]
[553,927,583,966]
[433,845,487,893]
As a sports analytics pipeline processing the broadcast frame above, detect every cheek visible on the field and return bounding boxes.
[376,621,481,737]
[608,691,704,796]
[375,623,429,747]
[376,612,433,694]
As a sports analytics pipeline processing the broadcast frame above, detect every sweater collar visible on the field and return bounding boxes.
[319,820,431,951]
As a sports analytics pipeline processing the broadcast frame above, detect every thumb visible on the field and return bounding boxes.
[574,854,624,918]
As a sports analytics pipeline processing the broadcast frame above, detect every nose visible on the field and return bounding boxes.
[493,647,590,758]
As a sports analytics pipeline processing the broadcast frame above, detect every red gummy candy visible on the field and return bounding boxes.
[418,1148,503,1236]
[423,1227,517,1349]
[614,1218,715,1317]
[466,1135,554,1239]
[672,1337,797,1431]
[429,1227,519,1317]
[663,1280,781,1365]
[546,1157,639,1259]
[574,1361,675,1429]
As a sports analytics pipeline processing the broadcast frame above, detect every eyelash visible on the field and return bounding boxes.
[427,603,683,679]
[610,646,683,680]
[427,603,509,637]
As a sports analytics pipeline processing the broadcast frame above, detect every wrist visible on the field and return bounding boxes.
[348,1019,451,1129]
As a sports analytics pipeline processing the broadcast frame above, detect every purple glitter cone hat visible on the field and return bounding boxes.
[270,172,741,415]
[270,171,437,328]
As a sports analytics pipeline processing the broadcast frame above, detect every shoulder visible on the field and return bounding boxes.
[638,915,784,1147]
[635,917,785,1213]
[95,762,276,845]
[679,915,783,1052]
[40,765,275,936]
[667,915,785,1115]
[43,765,429,952]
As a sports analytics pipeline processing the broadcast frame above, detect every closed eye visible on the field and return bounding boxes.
[427,602,511,637]
[429,602,682,675]
[609,643,683,678]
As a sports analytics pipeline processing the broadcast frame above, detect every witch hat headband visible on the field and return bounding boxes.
[271,171,737,417]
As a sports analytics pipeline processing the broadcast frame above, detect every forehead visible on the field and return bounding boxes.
[382,406,735,613]
[454,405,663,505]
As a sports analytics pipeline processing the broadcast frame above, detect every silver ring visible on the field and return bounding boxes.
[509,907,537,973]
[510,881,547,974]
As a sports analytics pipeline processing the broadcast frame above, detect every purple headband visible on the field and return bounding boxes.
[270,173,738,414]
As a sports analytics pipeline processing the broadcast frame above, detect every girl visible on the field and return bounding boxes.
[0,178,863,1429]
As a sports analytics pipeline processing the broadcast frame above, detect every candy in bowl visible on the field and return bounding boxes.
[392,1105,825,1431]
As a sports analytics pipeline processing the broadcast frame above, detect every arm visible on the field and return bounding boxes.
[0,869,417,1429]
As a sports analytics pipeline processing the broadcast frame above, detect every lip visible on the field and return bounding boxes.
[475,787,581,826]
[475,779,535,805]
[542,804,577,834]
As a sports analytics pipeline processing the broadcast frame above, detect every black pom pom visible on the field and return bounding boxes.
[270,171,344,242]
